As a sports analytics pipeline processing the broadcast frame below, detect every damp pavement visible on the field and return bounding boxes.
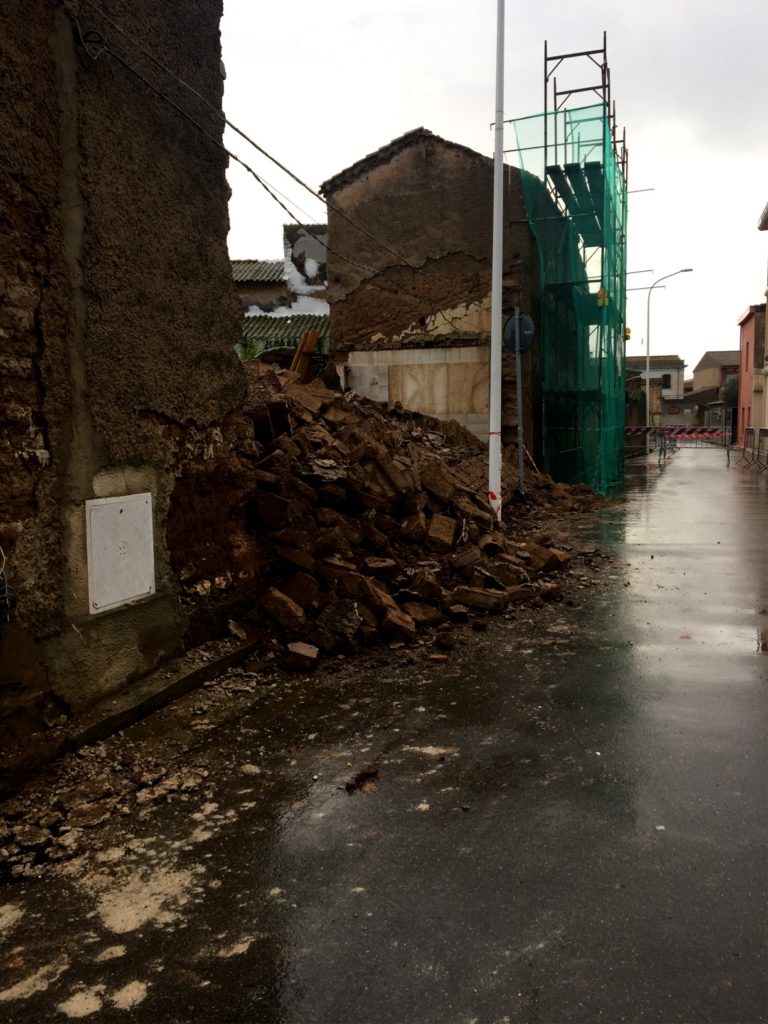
[1,448,766,1023]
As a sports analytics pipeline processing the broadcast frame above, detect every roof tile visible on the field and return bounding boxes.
[231,259,285,284]
[240,313,330,359]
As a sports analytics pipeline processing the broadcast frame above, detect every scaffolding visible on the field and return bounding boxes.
[506,35,628,493]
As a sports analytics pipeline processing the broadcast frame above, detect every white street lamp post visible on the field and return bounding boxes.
[645,268,693,445]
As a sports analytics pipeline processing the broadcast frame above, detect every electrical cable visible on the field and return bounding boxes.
[80,0,423,274]
[0,545,15,622]
[69,9,470,338]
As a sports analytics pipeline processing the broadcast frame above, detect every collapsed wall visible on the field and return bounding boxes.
[320,129,542,446]
[0,0,244,742]
[167,368,601,663]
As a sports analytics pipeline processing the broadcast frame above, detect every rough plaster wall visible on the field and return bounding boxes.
[0,2,72,734]
[325,139,537,350]
[0,0,244,733]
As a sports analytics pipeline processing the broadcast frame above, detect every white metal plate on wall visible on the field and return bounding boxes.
[86,493,155,615]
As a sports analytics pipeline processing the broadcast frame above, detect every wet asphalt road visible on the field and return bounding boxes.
[1,448,767,1023]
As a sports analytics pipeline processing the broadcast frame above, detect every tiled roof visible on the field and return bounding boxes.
[626,355,685,368]
[240,313,330,359]
[231,259,284,284]
[320,127,489,195]
[693,350,740,372]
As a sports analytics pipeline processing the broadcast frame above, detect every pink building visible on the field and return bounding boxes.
[737,304,766,445]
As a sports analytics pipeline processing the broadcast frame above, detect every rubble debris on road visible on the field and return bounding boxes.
[0,371,619,875]
[175,369,606,663]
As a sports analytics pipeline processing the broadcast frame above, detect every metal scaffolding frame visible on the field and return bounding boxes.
[504,34,629,493]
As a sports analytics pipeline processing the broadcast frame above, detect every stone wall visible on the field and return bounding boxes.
[0,0,244,741]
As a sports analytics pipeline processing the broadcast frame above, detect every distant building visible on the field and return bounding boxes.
[688,350,740,429]
[625,354,691,428]
[736,304,766,444]
[231,260,289,312]
[692,350,740,391]
[625,355,685,399]
[232,226,329,364]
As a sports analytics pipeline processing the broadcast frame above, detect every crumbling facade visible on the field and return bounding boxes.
[0,0,244,742]
[320,130,541,444]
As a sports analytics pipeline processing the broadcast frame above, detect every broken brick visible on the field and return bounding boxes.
[451,586,509,612]
[478,533,506,557]
[283,641,320,671]
[400,511,427,542]
[447,603,470,623]
[427,514,457,554]
[418,458,458,503]
[402,602,444,627]
[381,606,417,643]
[281,571,320,610]
[261,587,307,633]
[364,557,399,579]
[409,569,445,604]
[451,545,482,572]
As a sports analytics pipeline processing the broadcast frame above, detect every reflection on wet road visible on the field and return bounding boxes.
[1,450,766,1023]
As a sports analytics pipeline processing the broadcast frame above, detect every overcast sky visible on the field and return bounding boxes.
[221,0,767,375]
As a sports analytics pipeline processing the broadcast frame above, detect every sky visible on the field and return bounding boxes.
[221,0,768,376]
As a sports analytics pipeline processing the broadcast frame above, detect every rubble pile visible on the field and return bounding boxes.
[0,739,218,879]
[180,369,604,668]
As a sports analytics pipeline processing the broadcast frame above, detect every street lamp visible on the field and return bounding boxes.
[645,268,693,442]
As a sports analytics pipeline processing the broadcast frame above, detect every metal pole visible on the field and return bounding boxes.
[645,268,693,450]
[645,287,652,444]
[515,307,525,496]
[489,0,505,522]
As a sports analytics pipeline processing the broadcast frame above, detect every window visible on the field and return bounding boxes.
[661,373,671,389]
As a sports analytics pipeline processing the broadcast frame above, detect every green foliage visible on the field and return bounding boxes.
[721,376,739,409]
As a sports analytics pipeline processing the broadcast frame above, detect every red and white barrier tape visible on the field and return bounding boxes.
[624,426,729,437]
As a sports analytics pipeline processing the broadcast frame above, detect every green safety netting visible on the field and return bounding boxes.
[510,103,627,494]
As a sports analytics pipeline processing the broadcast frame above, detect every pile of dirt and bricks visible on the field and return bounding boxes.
[178,368,604,671]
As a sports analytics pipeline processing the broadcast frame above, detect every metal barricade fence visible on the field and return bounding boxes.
[757,428,768,472]
[625,425,731,464]
[737,428,757,468]
[736,427,768,471]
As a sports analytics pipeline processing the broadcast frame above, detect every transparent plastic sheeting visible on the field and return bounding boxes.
[510,104,627,494]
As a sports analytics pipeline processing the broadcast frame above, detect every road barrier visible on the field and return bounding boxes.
[625,425,731,465]
[624,426,729,437]
[737,427,768,472]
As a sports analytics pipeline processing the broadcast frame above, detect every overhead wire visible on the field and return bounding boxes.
[80,0,422,273]
[71,6,470,338]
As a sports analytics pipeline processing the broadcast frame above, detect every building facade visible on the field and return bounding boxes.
[625,355,686,401]
[737,305,766,444]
